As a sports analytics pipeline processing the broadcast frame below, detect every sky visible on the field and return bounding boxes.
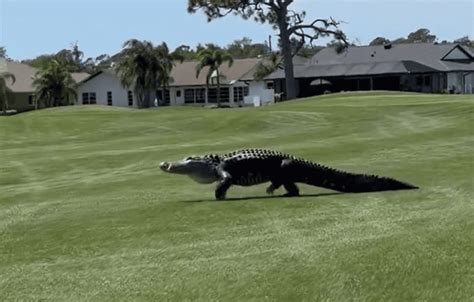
[1,0,473,61]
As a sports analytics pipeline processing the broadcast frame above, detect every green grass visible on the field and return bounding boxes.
[1,92,473,301]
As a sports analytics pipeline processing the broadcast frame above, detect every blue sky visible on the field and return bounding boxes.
[1,0,473,60]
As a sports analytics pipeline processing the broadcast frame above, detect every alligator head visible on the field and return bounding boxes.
[160,155,220,184]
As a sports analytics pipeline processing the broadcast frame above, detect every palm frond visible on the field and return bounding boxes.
[0,72,16,85]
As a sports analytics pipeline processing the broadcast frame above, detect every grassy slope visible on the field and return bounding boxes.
[0,92,473,301]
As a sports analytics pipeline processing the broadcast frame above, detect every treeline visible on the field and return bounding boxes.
[369,28,473,47]
[1,28,472,75]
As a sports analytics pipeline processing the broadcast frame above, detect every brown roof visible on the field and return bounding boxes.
[1,60,37,93]
[239,56,310,81]
[71,72,90,83]
[0,59,89,93]
[79,58,263,87]
[168,58,262,86]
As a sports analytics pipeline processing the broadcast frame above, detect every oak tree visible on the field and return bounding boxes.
[188,0,347,100]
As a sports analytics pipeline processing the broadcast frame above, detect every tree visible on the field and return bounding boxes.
[32,60,77,108]
[156,42,184,105]
[454,36,474,48]
[195,48,233,107]
[369,37,391,46]
[22,54,56,69]
[172,45,197,61]
[23,42,89,72]
[392,37,408,44]
[116,39,162,108]
[227,37,269,58]
[0,47,7,59]
[406,28,436,43]
[71,41,84,67]
[188,0,347,100]
[0,71,15,114]
[253,52,282,81]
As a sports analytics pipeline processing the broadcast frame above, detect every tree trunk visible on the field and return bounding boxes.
[137,90,144,108]
[1,86,7,115]
[278,11,297,100]
[162,82,166,106]
[216,69,221,107]
[144,91,150,108]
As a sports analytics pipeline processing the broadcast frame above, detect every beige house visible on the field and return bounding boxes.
[0,59,89,112]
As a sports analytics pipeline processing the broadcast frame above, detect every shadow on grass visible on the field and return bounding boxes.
[180,186,419,203]
[180,192,346,203]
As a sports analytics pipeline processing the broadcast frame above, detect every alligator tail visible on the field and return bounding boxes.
[291,159,418,193]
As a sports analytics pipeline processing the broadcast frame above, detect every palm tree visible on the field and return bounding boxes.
[0,71,15,114]
[195,48,233,107]
[116,39,161,108]
[32,59,77,108]
[156,42,184,105]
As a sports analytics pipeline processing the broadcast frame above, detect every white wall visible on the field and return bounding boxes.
[77,72,136,107]
[77,73,279,107]
[245,81,275,105]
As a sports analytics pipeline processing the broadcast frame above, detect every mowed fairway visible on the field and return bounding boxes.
[1,92,473,301]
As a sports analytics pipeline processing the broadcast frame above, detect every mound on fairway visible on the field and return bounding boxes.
[1,92,473,301]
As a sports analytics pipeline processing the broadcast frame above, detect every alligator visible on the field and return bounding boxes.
[159,148,418,200]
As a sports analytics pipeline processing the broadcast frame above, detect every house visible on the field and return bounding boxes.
[266,43,474,98]
[0,59,89,112]
[77,58,275,107]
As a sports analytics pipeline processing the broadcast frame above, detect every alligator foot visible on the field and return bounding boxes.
[282,192,300,197]
[266,181,282,195]
[283,183,300,197]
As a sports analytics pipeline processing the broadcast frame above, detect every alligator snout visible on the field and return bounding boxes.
[160,162,170,171]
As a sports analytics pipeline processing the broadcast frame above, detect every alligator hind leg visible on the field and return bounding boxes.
[283,182,300,197]
[279,159,299,197]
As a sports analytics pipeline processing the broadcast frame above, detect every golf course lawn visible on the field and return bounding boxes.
[1,92,473,301]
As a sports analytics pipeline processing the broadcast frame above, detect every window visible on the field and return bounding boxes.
[219,87,230,103]
[90,93,97,104]
[107,91,112,106]
[184,89,196,104]
[196,88,206,103]
[28,95,34,106]
[157,89,170,104]
[266,82,274,89]
[207,88,230,103]
[207,88,217,103]
[416,76,423,86]
[233,86,249,103]
[127,91,133,106]
[82,92,97,104]
[82,93,89,104]
[182,88,206,104]
[424,76,431,86]
[176,90,181,98]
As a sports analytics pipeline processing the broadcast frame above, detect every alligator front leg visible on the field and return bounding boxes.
[215,166,232,200]
[266,181,282,195]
